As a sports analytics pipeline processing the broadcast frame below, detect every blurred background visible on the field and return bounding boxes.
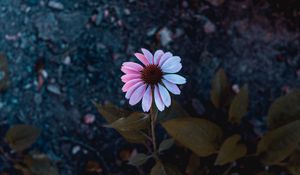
[0,0,299,174]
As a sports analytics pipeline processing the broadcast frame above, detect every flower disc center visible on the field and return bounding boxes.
[141,65,163,85]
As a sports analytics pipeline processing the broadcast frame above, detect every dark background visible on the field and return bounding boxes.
[0,0,299,174]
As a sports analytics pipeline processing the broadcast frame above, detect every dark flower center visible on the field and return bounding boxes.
[141,64,163,85]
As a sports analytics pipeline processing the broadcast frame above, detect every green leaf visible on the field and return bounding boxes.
[158,138,174,153]
[229,85,249,124]
[94,102,147,144]
[108,112,149,131]
[257,119,300,165]
[5,125,41,152]
[158,100,190,122]
[162,117,222,157]
[215,134,247,165]
[211,69,233,108]
[267,90,300,130]
[128,153,150,166]
[151,162,182,175]
[0,53,9,91]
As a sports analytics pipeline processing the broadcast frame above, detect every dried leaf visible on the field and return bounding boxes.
[158,138,174,153]
[24,153,59,175]
[158,100,190,122]
[185,154,201,175]
[151,162,182,175]
[128,153,150,166]
[257,119,300,165]
[267,90,300,130]
[211,69,233,108]
[287,149,300,175]
[162,117,222,157]
[0,53,9,91]
[5,125,41,152]
[86,161,103,173]
[215,134,247,165]
[108,112,149,131]
[94,102,147,143]
[229,85,249,124]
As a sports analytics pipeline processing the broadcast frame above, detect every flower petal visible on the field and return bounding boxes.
[141,48,154,64]
[125,82,144,99]
[163,74,186,85]
[129,84,147,105]
[158,83,171,107]
[134,53,149,66]
[158,52,173,67]
[121,66,140,74]
[162,62,182,73]
[161,56,181,70]
[154,85,165,111]
[154,50,164,65]
[142,85,152,112]
[162,79,181,95]
[121,74,141,83]
[122,62,143,71]
[122,79,142,92]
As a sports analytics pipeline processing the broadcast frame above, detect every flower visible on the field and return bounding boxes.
[121,48,186,112]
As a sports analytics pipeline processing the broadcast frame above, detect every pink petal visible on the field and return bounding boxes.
[122,62,143,71]
[142,85,152,112]
[162,62,182,73]
[129,84,147,105]
[154,85,165,111]
[141,48,154,64]
[158,83,171,107]
[125,82,144,99]
[158,52,173,67]
[163,74,186,85]
[134,53,149,66]
[162,79,181,95]
[121,74,141,83]
[121,66,140,74]
[161,56,181,70]
[154,50,164,65]
[122,79,142,92]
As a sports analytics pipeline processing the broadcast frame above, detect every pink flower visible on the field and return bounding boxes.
[121,48,186,112]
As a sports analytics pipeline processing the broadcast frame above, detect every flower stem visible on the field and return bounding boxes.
[150,106,158,154]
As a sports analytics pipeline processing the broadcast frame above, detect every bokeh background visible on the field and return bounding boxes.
[0,0,299,174]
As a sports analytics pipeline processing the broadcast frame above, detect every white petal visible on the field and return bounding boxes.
[154,50,164,65]
[154,85,165,111]
[125,82,144,99]
[129,84,147,105]
[161,56,181,70]
[158,52,173,67]
[158,83,171,107]
[141,48,154,64]
[162,62,182,73]
[142,85,152,112]
[163,74,186,85]
[162,79,181,95]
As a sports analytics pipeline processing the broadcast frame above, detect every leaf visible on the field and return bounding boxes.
[162,117,222,157]
[128,153,150,166]
[94,102,147,143]
[0,53,9,91]
[158,138,174,153]
[108,112,150,131]
[287,149,300,175]
[257,119,300,165]
[158,100,190,122]
[5,125,41,152]
[211,69,233,108]
[86,161,103,173]
[185,154,201,175]
[215,134,247,165]
[267,90,300,130]
[151,162,182,175]
[24,153,59,175]
[229,85,249,124]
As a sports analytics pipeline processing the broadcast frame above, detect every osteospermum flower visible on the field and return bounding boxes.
[121,48,186,112]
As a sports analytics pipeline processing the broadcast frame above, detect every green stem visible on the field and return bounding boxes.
[150,106,158,154]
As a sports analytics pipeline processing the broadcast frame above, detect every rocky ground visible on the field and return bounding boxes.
[0,0,299,174]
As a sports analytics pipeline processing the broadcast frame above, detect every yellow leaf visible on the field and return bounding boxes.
[267,90,300,130]
[109,112,149,131]
[257,119,300,165]
[229,85,249,124]
[215,134,247,165]
[162,117,222,157]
